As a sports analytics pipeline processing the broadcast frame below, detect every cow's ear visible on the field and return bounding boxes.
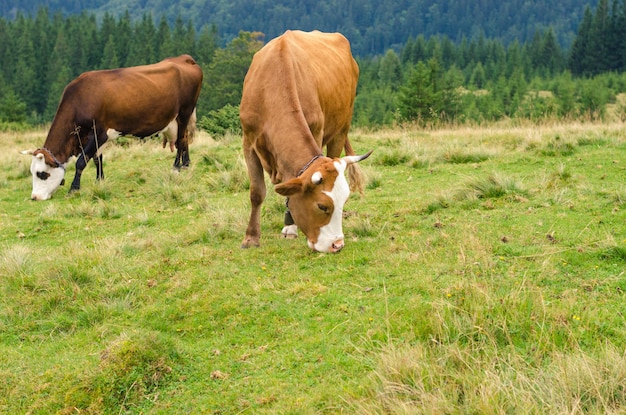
[275,178,303,196]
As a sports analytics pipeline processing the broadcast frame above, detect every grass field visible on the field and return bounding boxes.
[1,121,625,414]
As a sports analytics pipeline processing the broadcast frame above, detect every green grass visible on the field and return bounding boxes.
[1,122,625,414]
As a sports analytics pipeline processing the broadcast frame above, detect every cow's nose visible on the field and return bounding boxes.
[330,239,344,253]
[31,194,39,201]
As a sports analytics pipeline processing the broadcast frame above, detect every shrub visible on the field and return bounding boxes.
[198,104,241,138]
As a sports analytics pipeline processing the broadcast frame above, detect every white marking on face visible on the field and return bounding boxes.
[311,171,323,185]
[310,160,350,253]
[30,154,66,201]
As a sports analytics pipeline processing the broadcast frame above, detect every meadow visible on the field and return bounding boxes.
[1,121,625,414]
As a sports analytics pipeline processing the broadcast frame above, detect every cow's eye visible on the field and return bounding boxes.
[317,203,329,213]
[37,171,50,181]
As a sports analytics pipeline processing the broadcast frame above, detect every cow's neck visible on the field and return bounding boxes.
[42,114,80,164]
[281,142,324,180]
[273,117,325,180]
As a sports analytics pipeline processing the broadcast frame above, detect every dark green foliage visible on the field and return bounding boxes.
[1,1,626,129]
[0,90,27,123]
[197,104,241,138]
[0,0,602,56]
[397,59,462,125]
[199,31,263,113]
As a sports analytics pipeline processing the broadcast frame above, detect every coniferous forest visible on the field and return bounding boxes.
[1,0,626,131]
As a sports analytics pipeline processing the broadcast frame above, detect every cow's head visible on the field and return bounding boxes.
[274,151,372,253]
[21,149,66,201]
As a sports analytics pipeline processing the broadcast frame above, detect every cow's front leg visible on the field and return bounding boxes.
[94,153,104,181]
[242,148,265,248]
[281,204,298,239]
[69,132,107,193]
[69,153,88,193]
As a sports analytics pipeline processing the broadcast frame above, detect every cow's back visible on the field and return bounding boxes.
[240,30,358,152]
[60,55,202,135]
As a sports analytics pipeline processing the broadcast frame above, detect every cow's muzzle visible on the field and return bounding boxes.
[330,239,345,253]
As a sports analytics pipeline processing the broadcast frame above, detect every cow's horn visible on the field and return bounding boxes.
[343,150,373,165]
[20,149,35,155]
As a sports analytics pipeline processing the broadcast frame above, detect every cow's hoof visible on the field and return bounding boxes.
[241,237,260,249]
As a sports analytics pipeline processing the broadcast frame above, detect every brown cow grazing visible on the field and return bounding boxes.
[240,30,371,253]
[23,54,203,201]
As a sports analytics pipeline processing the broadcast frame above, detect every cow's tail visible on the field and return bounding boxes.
[184,108,198,145]
[345,137,366,195]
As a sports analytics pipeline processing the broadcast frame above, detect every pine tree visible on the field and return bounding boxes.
[127,13,157,66]
[378,49,402,91]
[12,15,38,116]
[540,29,563,76]
[114,11,132,66]
[569,6,593,75]
[44,66,72,121]
[0,90,27,123]
[196,23,219,65]
[589,0,610,74]
[100,35,119,69]
[200,31,263,112]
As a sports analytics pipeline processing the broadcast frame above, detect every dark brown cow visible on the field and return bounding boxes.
[23,54,203,200]
[240,30,371,253]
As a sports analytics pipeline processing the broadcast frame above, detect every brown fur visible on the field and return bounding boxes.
[240,30,362,249]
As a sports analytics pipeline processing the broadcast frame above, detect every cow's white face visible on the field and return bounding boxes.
[275,153,370,253]
[307,161,350,252]
[29,152,66,201]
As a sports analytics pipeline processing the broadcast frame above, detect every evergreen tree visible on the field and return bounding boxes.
[378,49,402,91]
[0,18,12,85]
[397,58,459,125]
[0,90,27,123]
[470,63,487,89]
[540,29,564,76]
[398,61,432,123]
[12,15,38,116]
[199,31,263,114]
[607,0,625,71]
[552,71,578,117]
[30,7,55,115]
[100,35,119,69]
[196,23,219,65]
[97,12,117,68]
[569,6,593,75]
[127,13,157,66]
[589,0,610,74]
[44,66,72,120]
[114,11,132,66]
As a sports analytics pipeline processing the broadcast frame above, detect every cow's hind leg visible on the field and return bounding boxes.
[174,111,195,170]
[242,147,266,248]
[174,144,189,170]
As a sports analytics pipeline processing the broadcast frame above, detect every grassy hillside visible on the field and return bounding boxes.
[1,121,625,413]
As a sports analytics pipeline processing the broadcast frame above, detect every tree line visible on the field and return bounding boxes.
[1,1,625,131]
[1,0,600,56]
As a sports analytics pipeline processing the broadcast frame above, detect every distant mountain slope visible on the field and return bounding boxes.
[1,0,600,55]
